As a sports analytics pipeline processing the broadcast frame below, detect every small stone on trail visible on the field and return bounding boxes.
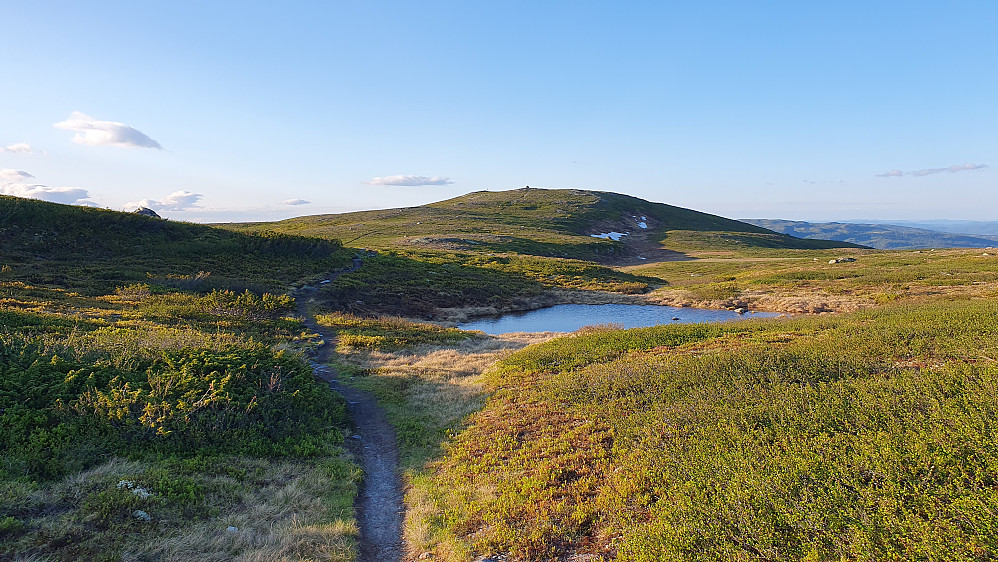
[226,526,239,533]
[419,553,433,560]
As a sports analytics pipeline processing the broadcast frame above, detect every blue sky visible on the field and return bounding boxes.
[1,1,995,222]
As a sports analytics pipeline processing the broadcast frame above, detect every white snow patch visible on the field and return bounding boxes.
[591,232,628,241]
[637,221,647,229]
[637,256,647,260]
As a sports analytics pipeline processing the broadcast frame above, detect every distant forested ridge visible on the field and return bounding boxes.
[743,218,998,249]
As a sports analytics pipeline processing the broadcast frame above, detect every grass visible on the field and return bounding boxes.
[0,200,362,561]
[316,311,473,352]
[314,250,656,319]
[8,189,994,561]
[218,187,855,319]
[310,311,557,558]
[0,280,360,560]
[224,187,855,261]
[0,194,353,294]
[407,298,998,560]
[3,456,359,562]
[625,248,998,313]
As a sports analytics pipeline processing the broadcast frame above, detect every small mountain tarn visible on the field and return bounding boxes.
[296,258,405,562]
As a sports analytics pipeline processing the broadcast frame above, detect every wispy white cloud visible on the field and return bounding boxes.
[0,169,34,182]
[364,175,453,186]
[913,163,988,176]
[0,183,93,205]
[1,142,35,154]
[126,190,202,212]
[875,169,904,178]
[54,111,162,149]
[283,198,310,205]
[877,163,988,178]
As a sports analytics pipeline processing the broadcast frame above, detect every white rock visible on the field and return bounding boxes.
[227,526,239,533]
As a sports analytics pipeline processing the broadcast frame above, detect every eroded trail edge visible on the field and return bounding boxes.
[296,258,405,562]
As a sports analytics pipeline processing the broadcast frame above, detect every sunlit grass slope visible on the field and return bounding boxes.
[223,188,857,317]
[414,298,998,560]
[225,187,858,259]
[627,247,998,313]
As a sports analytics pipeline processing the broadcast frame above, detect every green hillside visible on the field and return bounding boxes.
[225,187,860,261]
[221,188,859,318]
[0,195,351,294]
[0,197,359,560]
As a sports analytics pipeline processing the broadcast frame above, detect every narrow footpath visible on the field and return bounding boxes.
[296,258,405,562]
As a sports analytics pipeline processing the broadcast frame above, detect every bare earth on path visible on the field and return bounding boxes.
[296,258,405,562]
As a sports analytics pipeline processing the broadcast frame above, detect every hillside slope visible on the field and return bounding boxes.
[226,188,861,264]
[0,195,360,560]
[745,218,998,250]
[0,195,351,293]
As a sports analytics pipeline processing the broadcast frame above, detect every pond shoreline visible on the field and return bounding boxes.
[456,302,780,335]
[432,286,868,325]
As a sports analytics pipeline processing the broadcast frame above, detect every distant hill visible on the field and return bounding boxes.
[743,219,998,250]
[226,187,859,263]
[0,195,350,293]
[868,220,998,237]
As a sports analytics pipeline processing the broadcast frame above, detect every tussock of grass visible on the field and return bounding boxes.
[315,311,473,351]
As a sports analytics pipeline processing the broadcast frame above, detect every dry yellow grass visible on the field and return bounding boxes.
[122,459,358,562]
[7,456,358,562]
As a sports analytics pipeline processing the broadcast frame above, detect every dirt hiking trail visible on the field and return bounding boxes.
[296,258,405,562]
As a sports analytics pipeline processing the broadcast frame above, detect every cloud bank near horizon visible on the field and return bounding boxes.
[0,167,94,205]
[283,198,310,205]
[0,182,93,205]
[54,112,163,149]
[364,175,453,186]
[126,190,202,212]
[877,163,988,178]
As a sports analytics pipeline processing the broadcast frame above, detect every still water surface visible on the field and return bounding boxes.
[458,303,779,335]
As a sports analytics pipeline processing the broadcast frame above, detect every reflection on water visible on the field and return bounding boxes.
[457,303,779,335]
